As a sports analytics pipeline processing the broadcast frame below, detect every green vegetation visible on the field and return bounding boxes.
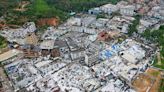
[0,35,7,49]
[0,0,24,25]
[0,0,122,26]
[0,0,18,16]
[0,0,69,25]
[142,26,164,69]
[159,79,164,92]
[128,15,140,36]
[3,69,8,77]
[96,13,107,19]
[142,26,164,57]
[153,56,164,69]
[150,70,160,77]
[111,12,121,18]
[30,0,68,21]
[37,25,49,34]
[35,0,51,15]
[46,0,121,12]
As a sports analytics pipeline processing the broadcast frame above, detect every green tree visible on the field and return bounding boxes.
[0,35,7,49]
[128,15,140,36]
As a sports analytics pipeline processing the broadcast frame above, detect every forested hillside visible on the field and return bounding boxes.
[0,0,120,26]
[46,0,120,12]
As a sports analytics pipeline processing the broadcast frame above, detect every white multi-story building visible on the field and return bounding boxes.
[81,16,96,27]
[148,6,164,20]
[23,22,36,33]
[66,17,82,26]
[120,5,135,16]
[70,26,96,34]
[35,60,66,76]
[100,4,119,14]
[70,49,86,60]
[0,22,37,44]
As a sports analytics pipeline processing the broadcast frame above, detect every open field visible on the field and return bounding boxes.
[132,68,162,92]
[132,74,154,92]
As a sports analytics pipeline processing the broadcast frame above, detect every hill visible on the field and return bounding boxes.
[0,0,120,27]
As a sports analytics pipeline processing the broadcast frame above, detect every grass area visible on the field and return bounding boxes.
[35,0,50,15]
[153,56,164,69]
[150,70,160,77]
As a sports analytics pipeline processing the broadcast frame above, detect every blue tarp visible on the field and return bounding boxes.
[105,50,112,57]
[112,45,116,50]
[7,66,16,73]
[99,50,113,60]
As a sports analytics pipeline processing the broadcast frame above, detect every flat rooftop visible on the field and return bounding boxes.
[0,49,22,62]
